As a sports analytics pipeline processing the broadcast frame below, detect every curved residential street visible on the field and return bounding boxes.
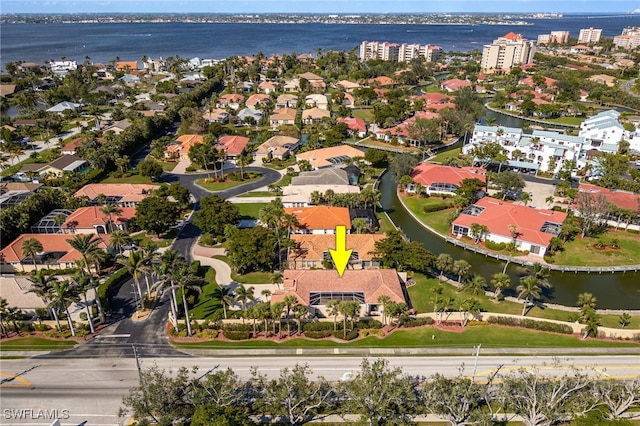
[39,165,282,358]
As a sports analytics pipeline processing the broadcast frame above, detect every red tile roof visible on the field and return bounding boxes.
[337,117,367,134]
[503,32,523,41]
[62,206,136,231]
[284,206,351,231]
[271,269,406,306]
[578,184,640,213]
[74,184,158,202]
[1,234,110,264]
[217,135,250,156]
[441,78,472,91]
[289,234,386,263]
[452,197,567,247]
[412,163,486,187]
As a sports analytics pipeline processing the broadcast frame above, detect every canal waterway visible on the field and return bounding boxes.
[378,108,640,310]
[378,172,640,309]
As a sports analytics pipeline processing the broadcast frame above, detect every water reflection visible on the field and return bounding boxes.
[379,171,640,309]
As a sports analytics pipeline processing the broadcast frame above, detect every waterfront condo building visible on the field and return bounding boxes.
[360,41,442,63]
[537,31,570,45]
[480,32,536,71]
[359,41,399,61]
[613,27,640,50]
[398,43,443,62]
[578,27,602,44]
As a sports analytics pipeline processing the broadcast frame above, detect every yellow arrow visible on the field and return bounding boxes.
[329,225,352,277]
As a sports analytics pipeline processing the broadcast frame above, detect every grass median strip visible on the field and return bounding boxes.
[0,337,78,351]
[171,325,640,349]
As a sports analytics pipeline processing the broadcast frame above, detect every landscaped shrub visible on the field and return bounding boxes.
[331,330,359,341]
[195,329,218,339]
[488,316,573,334]
[360,329,384,337]
[222,330,250,340]
[98,268,131,311]
[423,202,450,213]
[484,240,507,251]
[356,319,383,329]
[400,317,434,328]
[19,323,34,332]
[543,255,555,263]
[222,324,251,332]
[305,330,333,339]
[304,321,339,332]
[34,324,51,332]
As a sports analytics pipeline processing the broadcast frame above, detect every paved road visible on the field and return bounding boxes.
[163,166,281,261]
[46,166,281,359]
[2,355,638,425]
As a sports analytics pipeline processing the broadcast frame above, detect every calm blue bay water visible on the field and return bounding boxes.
[1,15,639,67]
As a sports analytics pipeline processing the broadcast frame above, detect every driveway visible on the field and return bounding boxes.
[521,180,556,209]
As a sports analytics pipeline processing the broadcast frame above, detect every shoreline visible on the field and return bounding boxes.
[393,186,640,274]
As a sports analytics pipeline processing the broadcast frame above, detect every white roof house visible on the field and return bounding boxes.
[579,110,627,154]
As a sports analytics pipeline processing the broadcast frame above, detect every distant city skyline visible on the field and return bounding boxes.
[2,0,640,14]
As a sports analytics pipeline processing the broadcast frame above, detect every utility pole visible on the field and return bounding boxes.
[471,344,481,383]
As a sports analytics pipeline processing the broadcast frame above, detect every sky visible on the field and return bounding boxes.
[2,0,640,14]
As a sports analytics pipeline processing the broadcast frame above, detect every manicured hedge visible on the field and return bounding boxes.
[488,316,573,334]
[484,240,507,250]
[400,317,434,328]
[423,201,450,213]
[222,330,250,340]
[331,330,359,341]
[304,321,340,332]
[305,330,333,339]
[98,268,131,311]
[356,318,383,329]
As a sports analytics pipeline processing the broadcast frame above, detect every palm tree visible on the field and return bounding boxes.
[577,292,597,310]
[21,238,43,272]
[462,274,486,296]
[116,250,150,309]
[65,234,104,276]
[50,280,78,337]
[0,297,9,337]
[293,304,308,335]
[172,266,203,337]
[109,230,131,255]
[156,250,185,326]
[452,259,471,284]
[271,272,283,289]
[235,285,256,321]
[435,253,453,283]
[100,203,122,233]
[260,288,272,302]
[29,270,62,331]
[517,276,543,317]
[70,273,95,333]
[490,272,511,301]
[377,295,391,325]
[326,299,340,331]
[459,298,480,327]
[212,286,235,320]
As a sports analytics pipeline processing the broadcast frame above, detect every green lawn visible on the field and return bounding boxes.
[547,117,584,126]
[401,195,455,235]
[232,271,276,284]
[172,324,639,349]
[160,161,179,171]
[376,210,396,233]
[102,174,155,184]
[551,230,640,266]
[196,174,262,191]
[428,148,462,163]
[351,108,374,121]
[237,191,278,198]
[189,267,223,319]
[357,137,418,153]
[131,229,177,248]
[234,202,268,219]
[0,337,78,351]
[275,174,293,187]
[408,273,640,329]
